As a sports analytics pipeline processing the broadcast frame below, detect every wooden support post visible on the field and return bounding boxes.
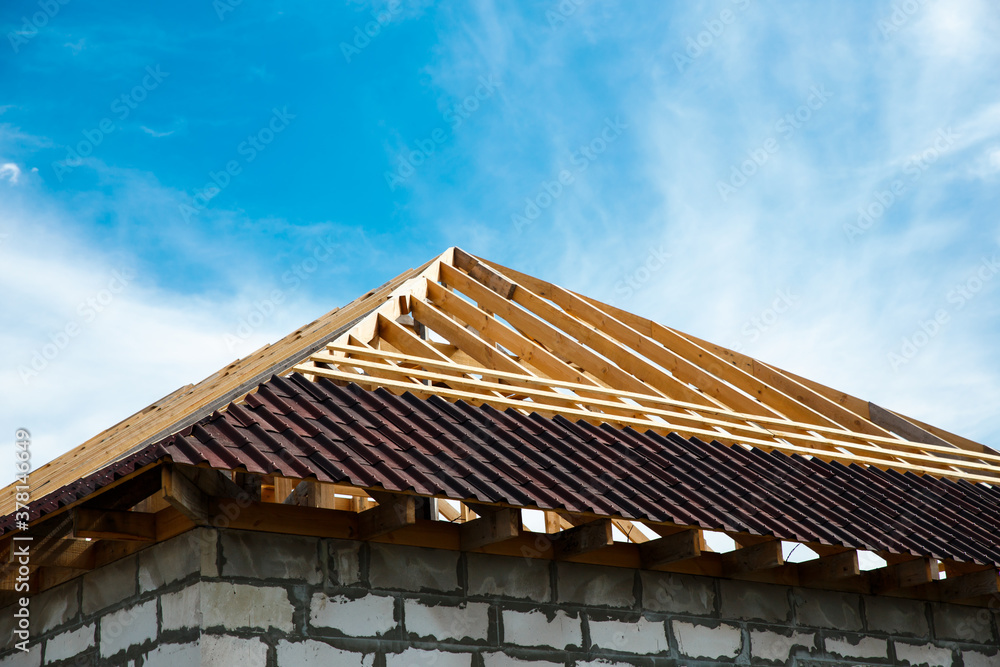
[284,480,340,509]
[72,508,156,542]
[639,528,703,569]
[553,519,614,559]
[460,508,522,550]
[722,539,784,577]
[358,495,417,539]
[272,477,299,504]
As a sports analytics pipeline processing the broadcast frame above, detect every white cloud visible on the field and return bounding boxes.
[0,184,328,482]
[416,1,1000,449]
[0,163,21,183]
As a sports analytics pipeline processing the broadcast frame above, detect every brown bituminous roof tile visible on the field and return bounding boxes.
[4,373,999,567]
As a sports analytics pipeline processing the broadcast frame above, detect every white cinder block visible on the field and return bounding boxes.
[501,609,581,649]
[589,617,668,655]
[201,582,294,633]
[894,642,953,667]
[142,642,200,667]
[673,620,742,660]
[161,584,201,631]
[404,600,489,641]
[750,629,815,661]
[0,646,41,667]
[481,654,562,667]
[44,624,94,663]
[963,650,1000,667]
[825,636,888,660]
[309,593,396,636]
[385,648,471,667]
[201,635,268,667]
[99,599,157,658]
[276,639,374,666]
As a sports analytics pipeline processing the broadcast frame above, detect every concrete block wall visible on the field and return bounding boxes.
[2,527,998,666]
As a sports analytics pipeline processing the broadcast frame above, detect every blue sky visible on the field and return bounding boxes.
[2,0,1000,472]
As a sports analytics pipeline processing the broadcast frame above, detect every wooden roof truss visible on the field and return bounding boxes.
[3,246,998,607]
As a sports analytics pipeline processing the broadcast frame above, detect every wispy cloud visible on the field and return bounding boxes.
[63,38,86,55]
[140,125,175,138]
[0,163,21,184]
[1,0,997,470]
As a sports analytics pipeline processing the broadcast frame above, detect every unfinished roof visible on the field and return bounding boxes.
[3,247,998,606]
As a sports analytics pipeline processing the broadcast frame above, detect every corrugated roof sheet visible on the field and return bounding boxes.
[6,373,999,566]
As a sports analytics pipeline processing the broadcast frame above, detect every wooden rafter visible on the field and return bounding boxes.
[285,247,997,484]
[4,246,998,609]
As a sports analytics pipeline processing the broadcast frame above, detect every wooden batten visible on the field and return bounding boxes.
[3,246,998,611]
